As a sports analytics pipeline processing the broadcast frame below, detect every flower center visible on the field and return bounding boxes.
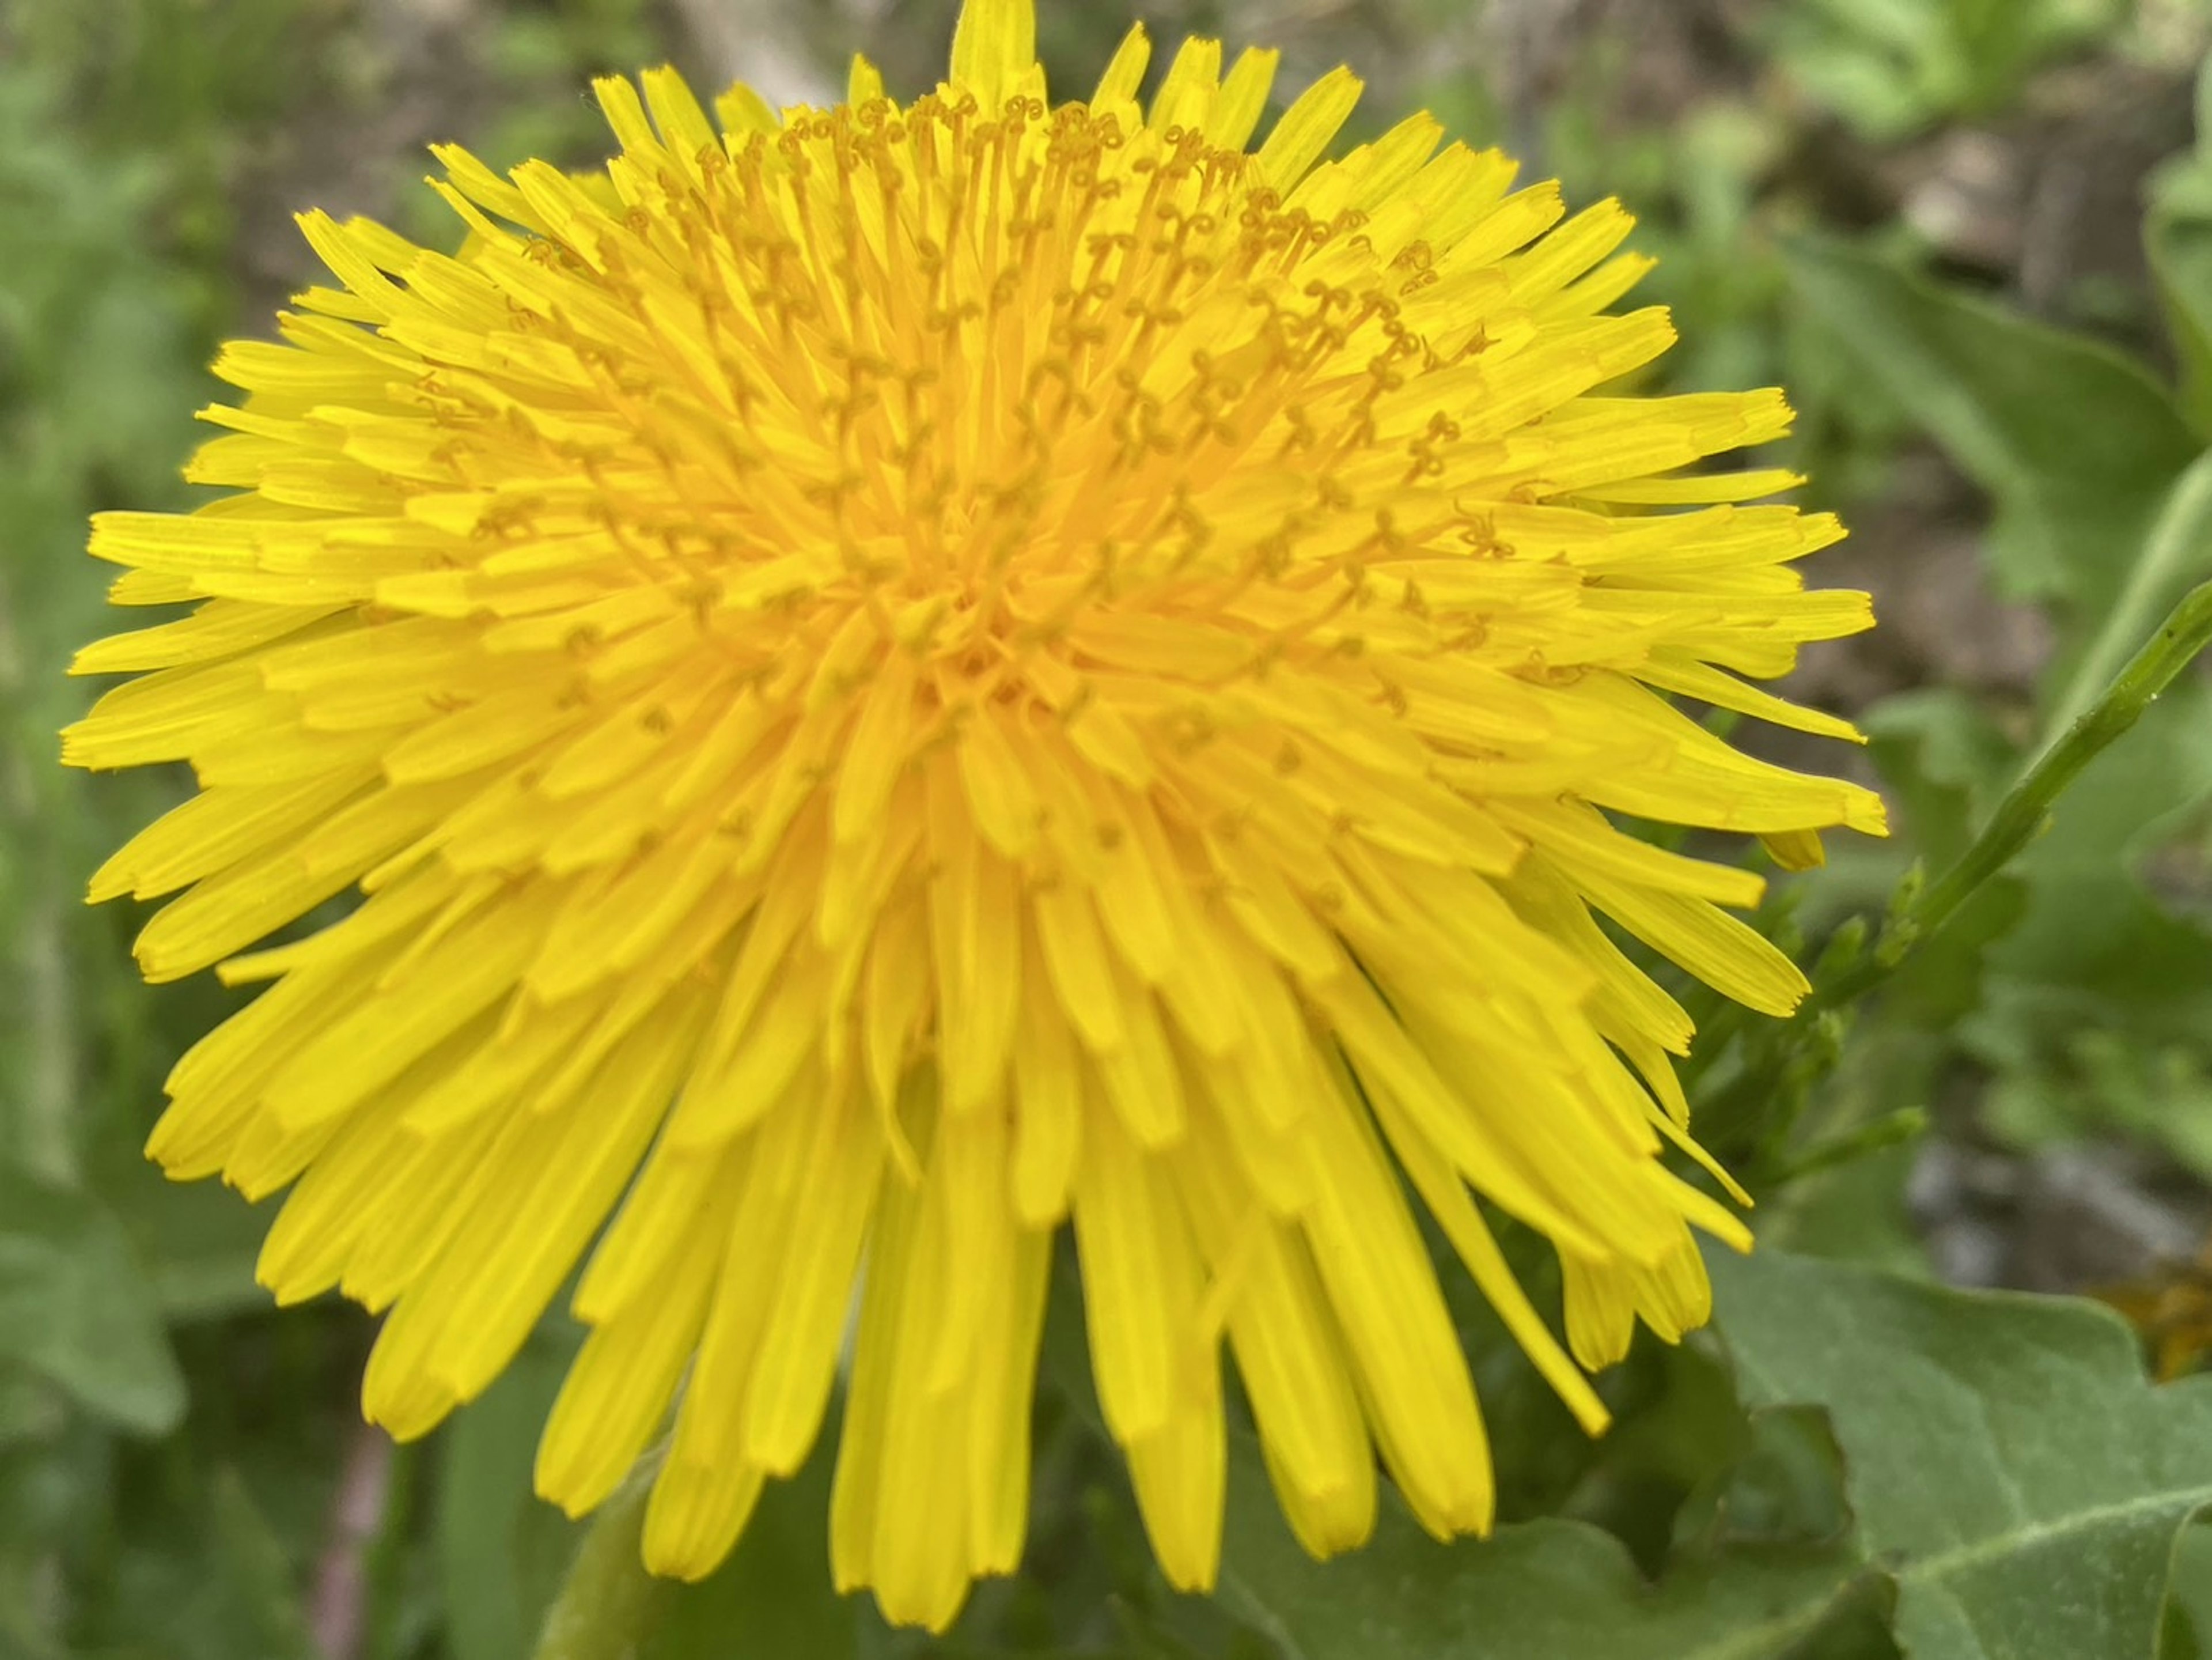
[575,90,1455,716]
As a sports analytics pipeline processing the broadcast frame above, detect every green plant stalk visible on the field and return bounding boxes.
[1808,576,2212,1018]
[529,1448,667,1660]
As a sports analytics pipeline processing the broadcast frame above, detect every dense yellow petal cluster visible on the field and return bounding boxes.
[68,0,1883,1628]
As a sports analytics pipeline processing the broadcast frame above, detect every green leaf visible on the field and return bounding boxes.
[1980,1024,2212,1186]
[644,1428,855,1660]
[438,1324,585,1660]
[1710,1247,2212,1659]
[1785,237,2200,638]
[2167,1522,2212,1655]
[1861,690,2018,868]
[1971,676,2212,1048]
[1789,235,2212,1157]
[1855,691,2028,1027]
[1763,0,2126,139]
[1215,1434,1881,1659]
[88,1137,270,1324]
[520,1419,857,1660]
[0,1162,184,1435]
[68,1450,333,1660]
[2046,451,2212,735]
[201,1466,321,1660]
[2147,52,2212,437]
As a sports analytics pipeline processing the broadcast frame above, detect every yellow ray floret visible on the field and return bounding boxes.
[68,0,1884,1630]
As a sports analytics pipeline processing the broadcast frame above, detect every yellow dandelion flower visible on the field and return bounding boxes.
[67,0,1885,1629]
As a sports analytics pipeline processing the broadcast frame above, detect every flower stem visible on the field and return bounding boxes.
[529,1451,667,1660]
[1807,576,2212,1018]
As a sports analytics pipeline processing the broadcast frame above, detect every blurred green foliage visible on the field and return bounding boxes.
[1763,0,2128,138]
[7,0,2212,1655]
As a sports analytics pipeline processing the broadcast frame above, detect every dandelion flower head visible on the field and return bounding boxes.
[68,0,1885,1629]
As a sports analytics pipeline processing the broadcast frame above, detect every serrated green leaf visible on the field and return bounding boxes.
[0,1163,184,1435]
[1214,1435,1880,1659]
[1711,1247,2212,1659]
